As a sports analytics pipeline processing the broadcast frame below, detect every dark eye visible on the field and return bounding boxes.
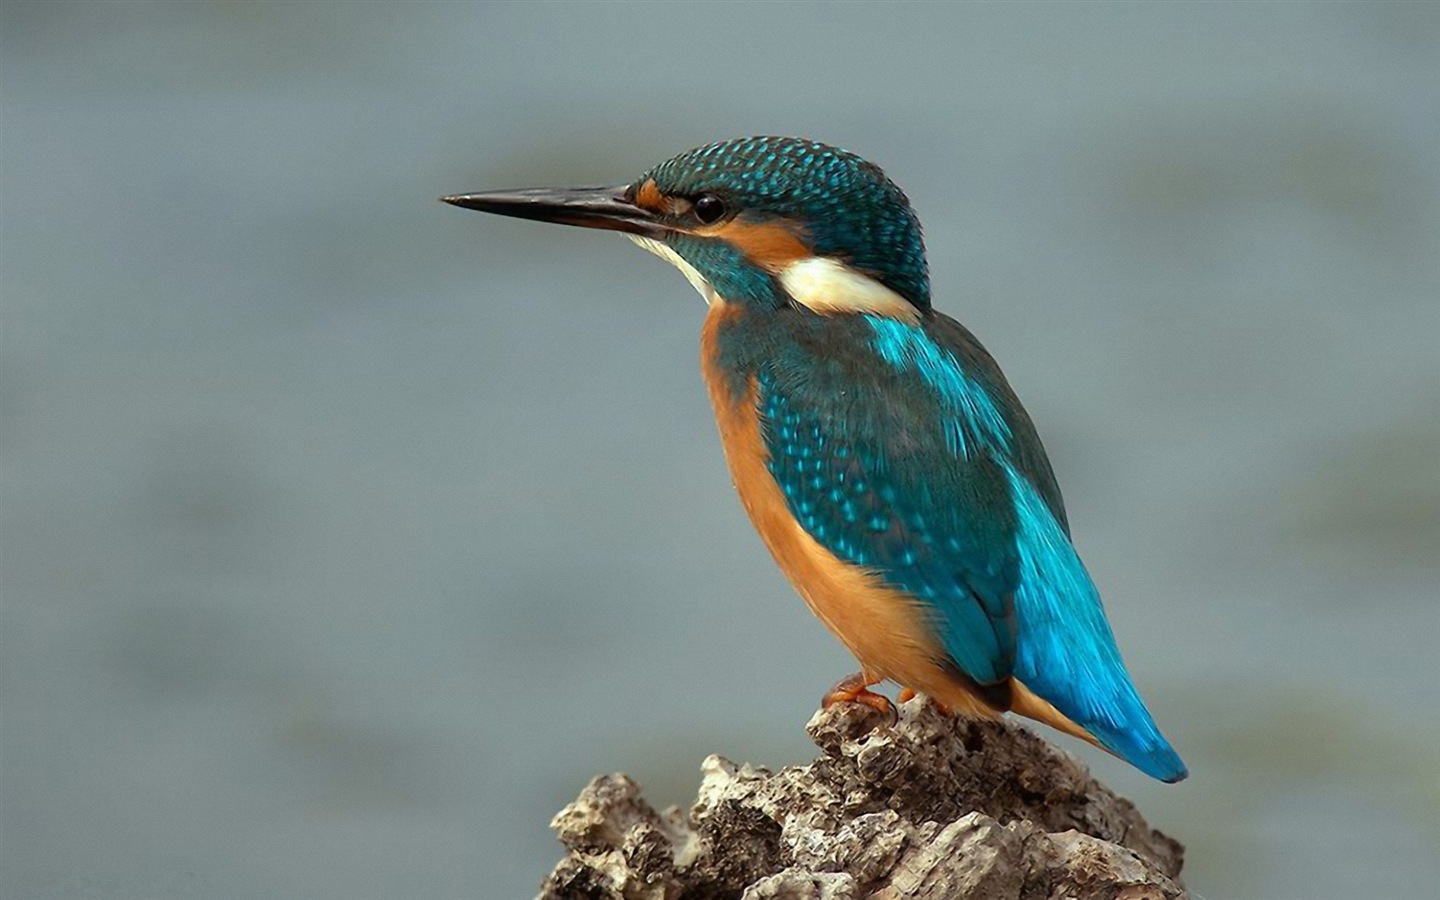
[693,193,726,224]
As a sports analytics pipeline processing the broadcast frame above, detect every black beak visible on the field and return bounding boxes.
[441,185,665,238]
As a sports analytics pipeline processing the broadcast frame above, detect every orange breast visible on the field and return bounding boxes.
[698,303,997,718]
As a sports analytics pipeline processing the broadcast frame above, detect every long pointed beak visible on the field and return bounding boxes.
[441,185,665,238]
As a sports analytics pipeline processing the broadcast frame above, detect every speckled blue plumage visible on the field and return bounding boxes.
[712,306,1188,783]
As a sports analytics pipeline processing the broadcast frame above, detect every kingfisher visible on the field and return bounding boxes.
[443,136,1187,782]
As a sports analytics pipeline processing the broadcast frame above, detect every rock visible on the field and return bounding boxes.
[537,699,1186,899]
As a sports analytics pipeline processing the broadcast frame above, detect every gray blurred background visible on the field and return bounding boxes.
[3,2,1438,898]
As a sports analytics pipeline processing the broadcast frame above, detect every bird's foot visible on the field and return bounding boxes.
[896,686,952,716]
[822,672,896,723]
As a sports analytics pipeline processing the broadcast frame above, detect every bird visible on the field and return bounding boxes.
[443,136,1187,783]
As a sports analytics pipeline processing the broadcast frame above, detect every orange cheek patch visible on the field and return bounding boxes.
[634,179,667,213]
[711,219,812,272]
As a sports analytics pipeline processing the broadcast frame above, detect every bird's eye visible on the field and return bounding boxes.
[693,194,726,224]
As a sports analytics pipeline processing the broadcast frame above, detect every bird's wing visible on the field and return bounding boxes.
[751,310,1186,780]
[755,314,1043,687]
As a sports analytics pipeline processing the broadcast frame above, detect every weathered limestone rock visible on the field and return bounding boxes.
[538,698,1186,899]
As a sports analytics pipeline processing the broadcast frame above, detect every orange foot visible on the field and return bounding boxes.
[897,687,952,716]
[823,671,896,722]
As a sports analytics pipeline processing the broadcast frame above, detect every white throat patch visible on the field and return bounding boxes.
[778,257,918,322]
[626,237,917,322]
[627,235,718,305]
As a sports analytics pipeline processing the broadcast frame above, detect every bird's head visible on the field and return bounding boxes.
[445,136,930,320]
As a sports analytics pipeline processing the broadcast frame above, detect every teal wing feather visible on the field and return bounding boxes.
[754,311,1188,782]
[756,317,1024,689]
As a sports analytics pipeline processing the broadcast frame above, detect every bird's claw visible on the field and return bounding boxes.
[822,672,897,724]
[896,686,953,716]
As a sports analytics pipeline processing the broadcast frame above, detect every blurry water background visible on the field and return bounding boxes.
[3,2,1438,898]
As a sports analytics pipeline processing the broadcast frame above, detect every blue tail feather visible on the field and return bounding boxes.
[1004,464,1188,783]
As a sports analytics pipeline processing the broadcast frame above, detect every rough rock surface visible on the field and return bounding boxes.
[538,698,1186,899]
